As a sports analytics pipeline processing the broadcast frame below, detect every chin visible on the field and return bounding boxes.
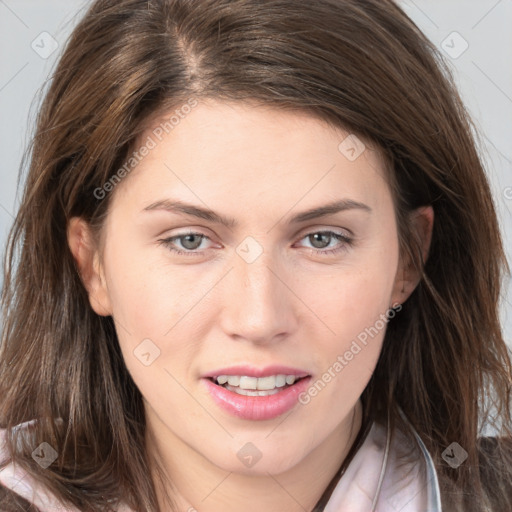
[206,437,309,476]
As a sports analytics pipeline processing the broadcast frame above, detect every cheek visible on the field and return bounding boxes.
[102,237,216,387]
[297,277,392,418]
[102,234,190,336]
[103,258,199,410]
[301,239,398,395]
[308,253,397,348]
[317,276,391,380]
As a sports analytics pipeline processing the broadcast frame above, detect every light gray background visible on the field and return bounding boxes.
[1,0,511,347]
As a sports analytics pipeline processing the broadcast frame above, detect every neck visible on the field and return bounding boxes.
[147,400,363,512]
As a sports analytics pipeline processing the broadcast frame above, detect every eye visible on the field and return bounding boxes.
[158,231,212,257]
[296,230,353,256]
[158,229,354,257]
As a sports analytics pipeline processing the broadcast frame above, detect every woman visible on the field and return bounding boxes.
[1,0,511,510]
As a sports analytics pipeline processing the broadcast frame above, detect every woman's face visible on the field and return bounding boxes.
[76,99,418,476]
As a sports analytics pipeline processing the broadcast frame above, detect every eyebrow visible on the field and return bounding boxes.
[142,198,372,228]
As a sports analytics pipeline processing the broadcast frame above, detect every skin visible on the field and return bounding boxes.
[68,99,433,512]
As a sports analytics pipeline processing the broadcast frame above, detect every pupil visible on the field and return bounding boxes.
[183,234,201,250]
[311,233,330,249]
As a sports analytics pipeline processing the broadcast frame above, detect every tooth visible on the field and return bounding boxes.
[257,376,277,390]
[227,376,240,386]
[218,374,300,390]
[239,376,258,390]
[225,384,282,396]
[275,375,286,387]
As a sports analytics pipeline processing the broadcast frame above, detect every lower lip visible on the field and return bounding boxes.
[202,377,311,421]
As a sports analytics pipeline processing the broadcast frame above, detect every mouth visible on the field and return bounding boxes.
[208,374,309,397]
[202,367,312,421]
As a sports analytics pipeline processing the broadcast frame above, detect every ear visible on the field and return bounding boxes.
[67,217,113,316]
[390,206,434,306]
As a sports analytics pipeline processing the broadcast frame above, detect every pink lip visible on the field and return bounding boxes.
[202,374,312,421]
[202,365,310,379]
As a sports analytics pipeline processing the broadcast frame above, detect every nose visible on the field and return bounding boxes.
[218,248,299,346]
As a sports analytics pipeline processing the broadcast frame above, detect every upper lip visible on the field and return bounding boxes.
[202,365,311,379]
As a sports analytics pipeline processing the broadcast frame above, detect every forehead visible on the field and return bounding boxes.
[110,99,391,216]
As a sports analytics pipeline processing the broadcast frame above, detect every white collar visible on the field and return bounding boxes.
[324,408,442,511]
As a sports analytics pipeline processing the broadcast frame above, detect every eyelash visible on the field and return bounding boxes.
[157,230,354,257]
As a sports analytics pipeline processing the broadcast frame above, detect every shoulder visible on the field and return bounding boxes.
[324,419,441,512]
[0,422,136,512]
[0,423,41,511]
[0,483,42,512]
[0,421,78,512]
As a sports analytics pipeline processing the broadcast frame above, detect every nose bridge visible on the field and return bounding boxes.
[237,243,281,312]
[239,251,276,301]
[220,239,296,343]
[235,235,278,294]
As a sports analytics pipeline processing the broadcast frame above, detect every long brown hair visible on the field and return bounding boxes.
[1,0,511,510]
